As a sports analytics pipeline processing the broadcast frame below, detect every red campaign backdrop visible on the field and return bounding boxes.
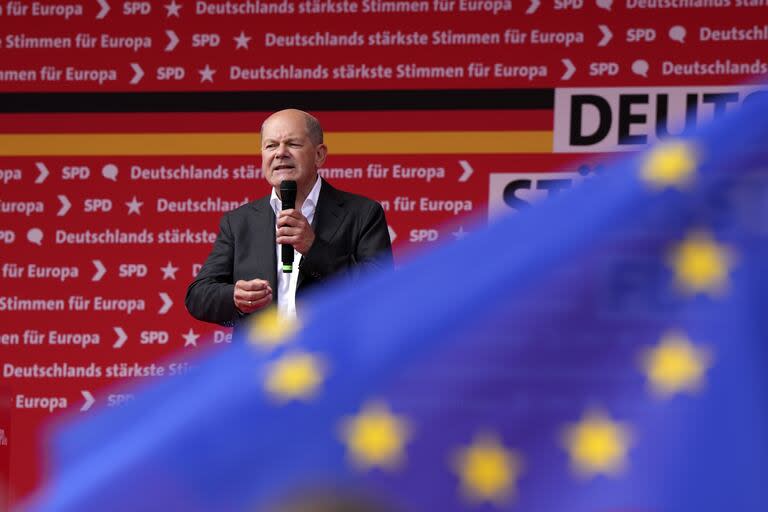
[1,0,767,505]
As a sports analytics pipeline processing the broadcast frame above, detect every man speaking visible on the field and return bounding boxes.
[186,109,393,326]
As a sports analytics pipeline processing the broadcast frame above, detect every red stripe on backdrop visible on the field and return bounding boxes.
[0,110,553,133]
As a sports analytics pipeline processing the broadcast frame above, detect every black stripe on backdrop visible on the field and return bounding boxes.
[0,89,554,113]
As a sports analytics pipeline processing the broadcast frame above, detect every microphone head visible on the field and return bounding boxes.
[280,180,297,208]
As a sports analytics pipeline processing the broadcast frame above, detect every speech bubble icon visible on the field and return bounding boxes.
[27,228,43,246]
[669,25,686,43]
[102,163,118,181]
[596,0,612,10]
[631,59,649,77]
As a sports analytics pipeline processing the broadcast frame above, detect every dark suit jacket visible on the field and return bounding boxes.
[185,179,393,327]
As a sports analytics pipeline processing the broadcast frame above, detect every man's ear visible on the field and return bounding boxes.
[315,144,328,167]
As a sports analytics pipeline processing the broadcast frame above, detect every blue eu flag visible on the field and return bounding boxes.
[30,91,768,512]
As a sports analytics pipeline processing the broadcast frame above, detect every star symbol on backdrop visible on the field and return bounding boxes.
[234,31,252,49]
[164,0,182,17]
[452,226,469,240]
[198,65,216,83]
[452,431,524,505]
[339,401,411,471]
[160,261,179,280]
[125,196,143,215]
[182,328,199,347]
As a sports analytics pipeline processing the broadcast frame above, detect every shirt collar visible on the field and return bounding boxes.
[270,175,322,216]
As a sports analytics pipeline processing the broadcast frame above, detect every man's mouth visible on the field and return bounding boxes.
[273,165,294,172]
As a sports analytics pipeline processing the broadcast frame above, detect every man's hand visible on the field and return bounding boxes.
[234,279,272,314]
[277,209,315,254]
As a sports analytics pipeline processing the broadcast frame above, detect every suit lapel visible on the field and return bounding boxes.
[299,179,347,288]
[250,197,278,298]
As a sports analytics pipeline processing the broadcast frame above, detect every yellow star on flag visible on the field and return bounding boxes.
[642,330,712,398]
[640,141,698,189]
[452,432,523,505]
[562,408,631,478]
[339,401,411,470]
[264,350,325,402]
[669,231,733,296]
[248,306,300,351]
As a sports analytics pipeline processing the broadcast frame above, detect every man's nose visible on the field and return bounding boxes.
[276,143,289,157]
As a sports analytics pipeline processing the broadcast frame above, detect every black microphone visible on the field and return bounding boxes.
[279,180,297,273]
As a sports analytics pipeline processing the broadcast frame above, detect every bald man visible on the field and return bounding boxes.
[186,109,393,327]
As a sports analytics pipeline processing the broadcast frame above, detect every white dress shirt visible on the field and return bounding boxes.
[269,176,322,320]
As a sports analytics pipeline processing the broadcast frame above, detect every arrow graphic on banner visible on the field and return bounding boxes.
[80,390,95,412]
[165,30,179,52]
[598,25,613,46]
[57,195,71,216]
[158,292,173,314]
[34,162,49,184]
[526,0,540,14]
[458,160,474,182]
[96,0,110,18]
[561,59,576,80]
[388,226,397,243]
[130,63,144,85]
[113,327,128,349]
[92,260,107,281]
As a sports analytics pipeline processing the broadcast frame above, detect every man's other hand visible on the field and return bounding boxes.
[234,279,272,313]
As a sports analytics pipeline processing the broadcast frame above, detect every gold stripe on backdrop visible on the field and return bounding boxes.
[0,131,553,156]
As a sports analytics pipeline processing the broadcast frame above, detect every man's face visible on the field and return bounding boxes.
[261,110,327,195]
